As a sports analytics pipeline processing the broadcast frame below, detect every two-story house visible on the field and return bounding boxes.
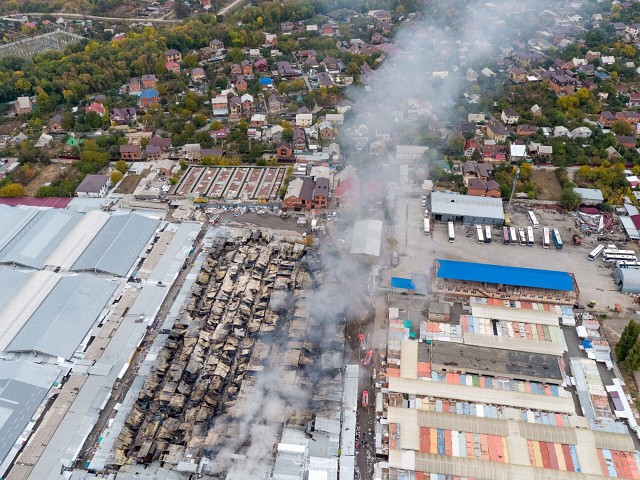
[165,49,182,63]
[501,109,519,125]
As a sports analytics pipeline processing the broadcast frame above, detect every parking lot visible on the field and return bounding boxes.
[390,195,640,312]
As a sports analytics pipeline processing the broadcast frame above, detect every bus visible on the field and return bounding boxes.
[526,226,535,246]
[476,225,485,244]
[588,244,605,261]
[518,227,526,246]
[423,218,430,235]
[603,253,637,263]
[447,221,455,243]
[616,260,640,268]
[509,227,517,245]
[527,210,540,229]
[552,228,563,250]
[502,226,510,245]
[542,227,550,249]
[603,248,636,258]
[484,225,492,243]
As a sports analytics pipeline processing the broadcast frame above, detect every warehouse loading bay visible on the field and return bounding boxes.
[392,194,638,313]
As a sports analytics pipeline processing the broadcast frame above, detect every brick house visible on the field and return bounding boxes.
[275,142,295,162]
[165,61,181,74]
[141,74,157,89]
[165,49,182,63]
[241,60,253,76]
[120,144,142,160]
[485,122,509,142]
[548,74,576,95]
[293,128,307,151]
[507,66,527,84]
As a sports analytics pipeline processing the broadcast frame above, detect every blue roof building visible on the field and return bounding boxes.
[435,259,575,291]
[390,277,416,290]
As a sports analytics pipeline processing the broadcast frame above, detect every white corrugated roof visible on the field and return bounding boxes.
[431,192,504,220]
[350,219,382,257]
[471,304,559,325]
[44,210,109,270]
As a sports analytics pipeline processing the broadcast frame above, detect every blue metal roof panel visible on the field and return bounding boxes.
[390,277,415,290]
[436,259,574,291]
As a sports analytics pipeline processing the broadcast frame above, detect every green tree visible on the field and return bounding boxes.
[626,341,640,371]
[560,187,581,211]
[346,61,360,76]
[115,160,129,174]
[0,182,26,197]
[446,136,464,155]
[110,170,124,184]
[616,320,640,362]
[611,120,633,136]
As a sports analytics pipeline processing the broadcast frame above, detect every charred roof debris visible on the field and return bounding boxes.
[109,228,356,477]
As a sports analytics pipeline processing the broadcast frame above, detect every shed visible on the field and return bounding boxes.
[350,219,382,257]
[428,302,451,321]
[431,191,504,225]
[613,267,640,294]
[390,277,416,292]
[574,187,604,205]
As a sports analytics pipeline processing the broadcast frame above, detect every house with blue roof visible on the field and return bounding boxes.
[138,89,159,108]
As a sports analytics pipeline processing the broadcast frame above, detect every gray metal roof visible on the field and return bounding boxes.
[0,209,82,269]
[0,267,31,312]
[350,219,382,257]
[0,205,38,252]
[431,191,504,220]
[0,361,60,471]
[614,267,640,294]
[574,187,604,202]
[72,214,160,277]
[6,274,118,359]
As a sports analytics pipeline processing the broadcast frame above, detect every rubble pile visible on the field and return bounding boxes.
[112,230,309,467]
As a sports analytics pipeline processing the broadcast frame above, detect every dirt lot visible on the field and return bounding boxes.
[25,164,66,195]
[532,169,563,201]
[115,170,149,195]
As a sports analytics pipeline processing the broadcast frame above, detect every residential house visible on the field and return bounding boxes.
[276,142,295,162]
[229,96,242,118]
[296,113,313,127]
[617,136,637,148]
[316,72,334,87]
[250,113,266,127]
[485,122,509,142]
[110,107,137,125]
[241,94,255,116]
[598,111,616,128]
[254,58,269,72]
[191,67,206,81]
[75,175,110,198]
[48,114,64,134]
[321,23,335,36]
[507,66,527,83]
[209,39,224,51]
[501,109,519,125]
[268,94,287,114]
[628,93,640,107]
[318,120,334,140]
[467,178,501,197]
[138,89,160,108]
[235,76,248,93]
[230,64,242,76]
[482,144,507,162]
[601,56,615,65]
[293,128,307,151]
[282,177,314,210]
[531,104,542,117]
[510,144,527,161]
[165,61,181,74]
[548,74,576,95]
[277,61,296,77]
[241,60,253,76]
[149,136,172,150]
[463,140,480,157]
[516,124,538,136]
[141,74,157,89]
[212,95,229,116]
[322,56,340,73]
[85,101,105,116]
[313,177,330,208]
[128,77,142,95]
[280,21,294,32]
[263,33,278,47]
[370,9,392,22]
[165,49,182,62]
[120,144,142,160]
[145,145,162,160]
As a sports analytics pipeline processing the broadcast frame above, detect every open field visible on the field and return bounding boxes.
[388,194,639,312]
[25,164,65,195]
[532,169,563,201]
[115,170,148,194]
